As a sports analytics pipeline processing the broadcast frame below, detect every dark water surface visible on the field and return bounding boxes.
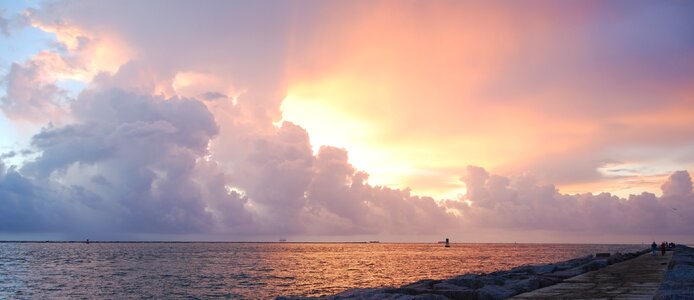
[0,242,644,299]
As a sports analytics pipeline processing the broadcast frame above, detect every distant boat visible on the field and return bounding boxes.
[279,238,287,242]
[368,241,380,243]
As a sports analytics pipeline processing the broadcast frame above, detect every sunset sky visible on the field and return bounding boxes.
[1,0,693,242]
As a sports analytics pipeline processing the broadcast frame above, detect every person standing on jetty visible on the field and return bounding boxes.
[661,242,667,256]
[652,241,658,256]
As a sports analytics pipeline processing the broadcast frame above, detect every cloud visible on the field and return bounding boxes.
[2,88,228,235]
[661,170,693,197]
[201,91,227,101]
[281,1,694,197]
[0,6,133,124]
[231,121,316,234]
[1,85,692,240]
[26,9,131,78]
[0,85,459,238]
[1,1,693,242]
[0,151,16,159]
[26,0,292,126]
[0,10,9,37]
[449,166,694,238]
[0,59,68,122]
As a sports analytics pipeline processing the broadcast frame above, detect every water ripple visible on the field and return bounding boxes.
[0,242,643,298]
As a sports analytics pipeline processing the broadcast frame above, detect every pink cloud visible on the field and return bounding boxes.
[1,1,693,242]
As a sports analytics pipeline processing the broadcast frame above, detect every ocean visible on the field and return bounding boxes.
[0,242,644,299]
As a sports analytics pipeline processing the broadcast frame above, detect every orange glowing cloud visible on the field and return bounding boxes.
[2,0,694,241]
[30,17,132,82]
[281,2,694,199]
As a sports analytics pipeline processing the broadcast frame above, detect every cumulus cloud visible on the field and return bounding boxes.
[0,5,133,124]
[26,0,292,126]
[1,59,68,122]
[0,85,459,238]
[231,121,315,234]
[302,146,458,235]
[2,88,229,235]
[4,124,693,241]
[0,81,692,240]
[661,170,693,197]
[449,166,694,238]
[1,1,693,242]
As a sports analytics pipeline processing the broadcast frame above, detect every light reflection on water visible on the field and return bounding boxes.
[0,242,643,298]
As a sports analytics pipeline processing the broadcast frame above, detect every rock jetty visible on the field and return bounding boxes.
[655,245,694,299]
[279,249,648,300]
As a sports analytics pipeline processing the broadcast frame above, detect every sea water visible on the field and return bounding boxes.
[0,242,644,298]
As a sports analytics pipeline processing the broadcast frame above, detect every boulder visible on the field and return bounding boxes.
[432,282,477,299]
[318,287,392,299]
[443,274,484,289]
[530,264,556,275]
[508,265,534,275]
[479,275,506,286]
[282,250,652,300]
[548,267,584,280]
[555,255,593,271]
[476,285,516,300]
[400,279,439,290]
[537,275,561,288]
[386,283,477,300]
[654,245,694,299]
[607,253,625,265]
[653,290,694,300]
[411,294,448,300]
[430,285,477,300]
[504,277,540,293]
[581,259,609,272]
[433,282,470,291]
[358,292,416,300]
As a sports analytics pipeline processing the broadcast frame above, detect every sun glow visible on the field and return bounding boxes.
[281,88,478,200]
[280,93,405,185]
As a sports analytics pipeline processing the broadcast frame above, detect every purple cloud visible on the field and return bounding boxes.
[1,1,693,242]
[0,61,67,122]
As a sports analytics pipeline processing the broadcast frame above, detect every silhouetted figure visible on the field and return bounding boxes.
[444,238,450,248]
[661,242,666,256]
[651,241,657,256]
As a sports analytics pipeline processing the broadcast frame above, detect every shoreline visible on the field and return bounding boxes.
[280,248,652,300]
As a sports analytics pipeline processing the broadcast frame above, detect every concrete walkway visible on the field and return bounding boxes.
[512,251,672,300]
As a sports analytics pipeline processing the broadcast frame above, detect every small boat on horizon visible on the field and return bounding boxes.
[368,241,380,243]
[279,238,287,242]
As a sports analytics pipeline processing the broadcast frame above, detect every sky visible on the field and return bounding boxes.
[0,0,693,243]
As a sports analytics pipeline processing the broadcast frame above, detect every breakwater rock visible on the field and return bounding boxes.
[655,245,694,300]
[279,249,648,300]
